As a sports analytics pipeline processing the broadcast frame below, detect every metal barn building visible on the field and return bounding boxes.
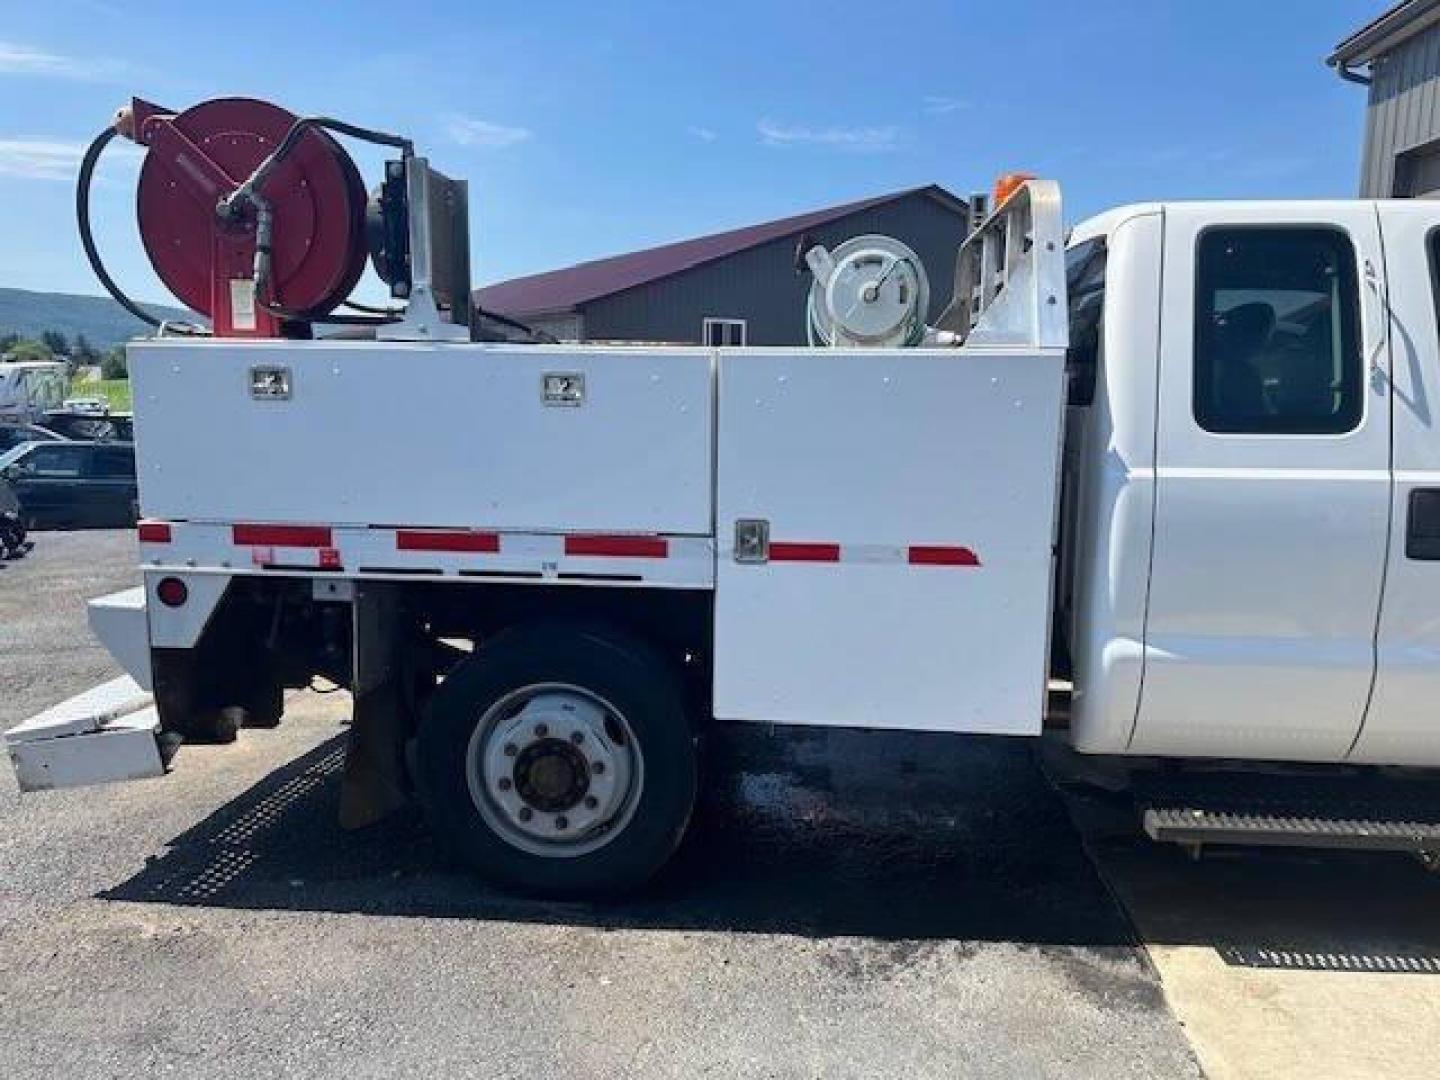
[475,185,970,345]
[1331,0,1440,197]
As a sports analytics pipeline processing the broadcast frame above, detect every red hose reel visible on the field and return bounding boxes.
[122,96,369,336]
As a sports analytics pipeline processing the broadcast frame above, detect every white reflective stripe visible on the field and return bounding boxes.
[837,544,908,565]
[140,523,713,589]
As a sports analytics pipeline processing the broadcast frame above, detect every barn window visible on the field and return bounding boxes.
[703,318,747,347]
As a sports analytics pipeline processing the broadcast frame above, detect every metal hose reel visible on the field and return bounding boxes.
[805,234,931,348]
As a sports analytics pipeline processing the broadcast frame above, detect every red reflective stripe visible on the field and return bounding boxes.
[396,529,501,553]
[232,524,333,547]
[564,534,668,558]
[908,545,981,567]
[137,520,171,543]
[769,542,841,563]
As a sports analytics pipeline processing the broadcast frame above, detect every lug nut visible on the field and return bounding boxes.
[497,778,512,791]
[503,743,518,757]
[584,796,598,809]
[555,816,569,830]
[534,723,549,738]
[518,807,533,822]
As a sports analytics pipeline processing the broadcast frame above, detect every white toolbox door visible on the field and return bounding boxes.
[131,341,714,536]
[713,347,1065,734]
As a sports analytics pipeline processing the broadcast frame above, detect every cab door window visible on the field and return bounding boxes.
[1193,227,1362,434]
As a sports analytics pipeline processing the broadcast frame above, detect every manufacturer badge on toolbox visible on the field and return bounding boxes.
[542,372,584,406]
[250,365,292,400]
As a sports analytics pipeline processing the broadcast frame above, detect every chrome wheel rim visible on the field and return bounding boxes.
[466,683,643,858]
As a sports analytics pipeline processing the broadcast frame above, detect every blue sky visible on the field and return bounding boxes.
[0,0,1382,306]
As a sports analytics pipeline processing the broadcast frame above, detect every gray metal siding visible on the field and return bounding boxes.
[1363,25,1440,196]
[579,194,968,345]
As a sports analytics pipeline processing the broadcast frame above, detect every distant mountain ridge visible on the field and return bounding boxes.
[0,287,196,350]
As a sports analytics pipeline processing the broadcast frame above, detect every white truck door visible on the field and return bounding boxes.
[1132,205,1391,761]
[1352,203,1440,767]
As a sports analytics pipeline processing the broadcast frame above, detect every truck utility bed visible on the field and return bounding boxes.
[128,338,1067,736]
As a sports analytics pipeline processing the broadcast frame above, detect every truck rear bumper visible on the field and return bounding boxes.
[4,675,169,792]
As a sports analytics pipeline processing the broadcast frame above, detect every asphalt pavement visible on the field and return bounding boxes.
[0,532,1205,1078]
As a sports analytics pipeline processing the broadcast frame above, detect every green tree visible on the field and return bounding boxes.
[69,334,101,378]
[40,330,70,357]
[6,339,53,362]
[73,334,100,364]
[0,332,18,356]
[101,346,128,380]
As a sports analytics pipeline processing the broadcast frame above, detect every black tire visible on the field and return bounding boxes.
[415,620,698,897]
[240,675,284,729]
[151,650,240,744]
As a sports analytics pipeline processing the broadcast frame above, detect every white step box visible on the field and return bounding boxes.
[5,675,167,792]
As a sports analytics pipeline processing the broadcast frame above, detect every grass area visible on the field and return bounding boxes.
[78,378,133,412]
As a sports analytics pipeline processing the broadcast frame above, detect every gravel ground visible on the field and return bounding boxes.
[0,532,1201,1079]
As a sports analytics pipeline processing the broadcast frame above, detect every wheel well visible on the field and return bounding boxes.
[405,581,713,713]
[154,576,713,743]
[406,581,704,652]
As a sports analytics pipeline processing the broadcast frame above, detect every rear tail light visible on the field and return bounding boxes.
[156,576,188,607]
[137,520,171,543]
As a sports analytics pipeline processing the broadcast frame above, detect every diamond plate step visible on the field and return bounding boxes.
[1142,805,1440,853]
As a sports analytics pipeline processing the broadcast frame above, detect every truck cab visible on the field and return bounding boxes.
[1062,199,1440,769]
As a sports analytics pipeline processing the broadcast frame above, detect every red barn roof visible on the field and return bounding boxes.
[475,184,967,317]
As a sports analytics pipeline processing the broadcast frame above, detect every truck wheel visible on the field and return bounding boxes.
[416,621,698,897]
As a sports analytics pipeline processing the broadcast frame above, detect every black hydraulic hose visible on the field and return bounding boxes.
[227,116,415,327]
[473,303,556,342]
[228,116,412,215]
[76,127,205,334]
[341,298,405,316]
[256,295,401,327]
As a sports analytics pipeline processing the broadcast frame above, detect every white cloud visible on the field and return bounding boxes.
[445,115,532,149]
[0,41,125,80]
[0,138,141,180]
[757,119,903,153]
[687,125,717,143]
[923,95,968,116]
[0,140,84,180]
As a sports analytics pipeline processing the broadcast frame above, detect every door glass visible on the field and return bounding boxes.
[90,447,135,478]
[26,445,85,477]
[1193,227,1362,434]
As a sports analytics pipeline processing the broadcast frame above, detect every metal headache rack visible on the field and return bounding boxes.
[938,178,1068,350]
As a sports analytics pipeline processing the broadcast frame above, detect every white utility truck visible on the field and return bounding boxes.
[0,360,67,423]
[8,97,1440,895]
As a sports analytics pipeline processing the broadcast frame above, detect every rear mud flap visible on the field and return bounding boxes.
[5,675,172,792]
[338,583,411,829]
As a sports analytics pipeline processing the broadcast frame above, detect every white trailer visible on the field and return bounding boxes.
[11,100,1440,893]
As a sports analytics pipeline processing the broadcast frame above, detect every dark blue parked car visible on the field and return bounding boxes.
[0,441,138,529]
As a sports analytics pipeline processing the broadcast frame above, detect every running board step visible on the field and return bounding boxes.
[1142,806,1440,855]
[1136,770,1440,858]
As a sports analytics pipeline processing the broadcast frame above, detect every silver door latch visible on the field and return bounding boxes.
[734,519,770,563]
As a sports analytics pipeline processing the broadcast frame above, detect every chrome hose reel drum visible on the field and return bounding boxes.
[805,234,932,348]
